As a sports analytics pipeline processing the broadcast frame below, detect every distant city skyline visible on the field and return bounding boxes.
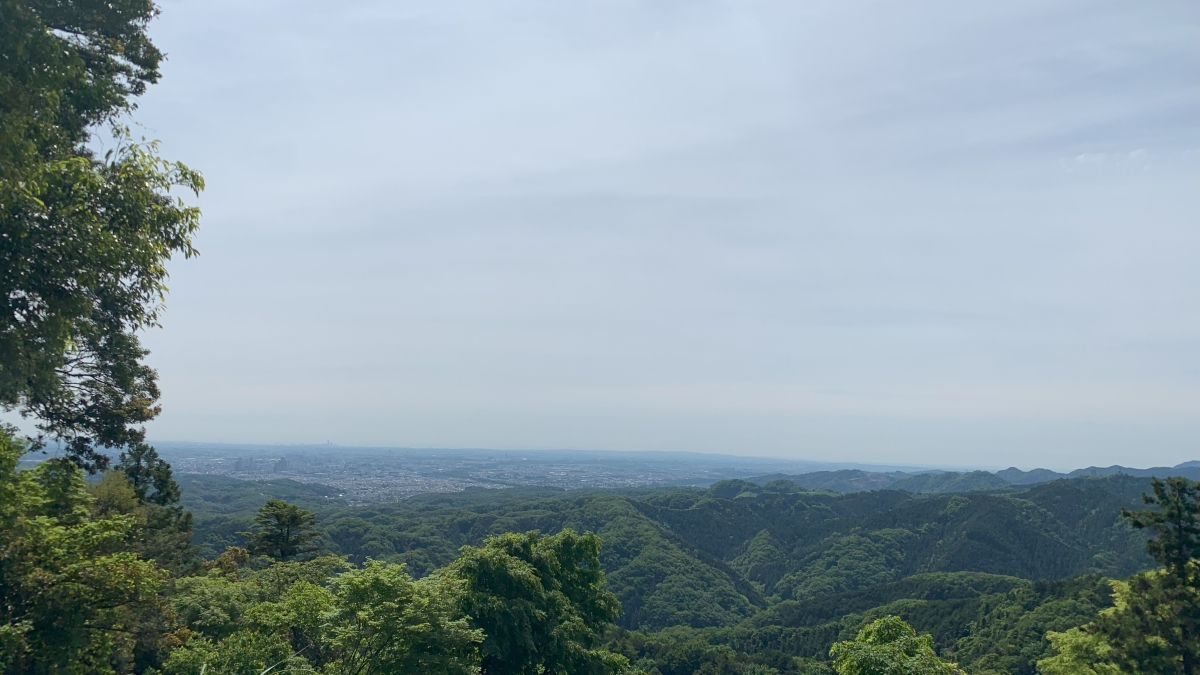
[94,1,1199,468]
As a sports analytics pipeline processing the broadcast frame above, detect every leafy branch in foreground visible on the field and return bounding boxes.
[1,0,202,472]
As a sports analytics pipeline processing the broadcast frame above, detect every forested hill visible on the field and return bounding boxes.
[748,461,1198,494]
[179,472,1163,672]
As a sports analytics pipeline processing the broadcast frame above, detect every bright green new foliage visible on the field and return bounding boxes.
[0,426,167,674]
[452,529,629,675]
[164,553,483,675]
[325,561,483,675]
[829,616,965,675]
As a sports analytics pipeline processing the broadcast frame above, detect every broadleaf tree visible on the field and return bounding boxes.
[451,529,629,675]
[1,0,202,473]
[829,615,965,675]
[0,425,169,674]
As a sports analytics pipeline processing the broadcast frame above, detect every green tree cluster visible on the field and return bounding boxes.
[1,0,201,472]
[453,529,626,675]
[0,427,170,673]
[158,520,631,675]
[162,553,483,675]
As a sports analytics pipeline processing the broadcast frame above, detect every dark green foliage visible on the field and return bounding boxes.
[1033,477,1200,675]
[748,572,1022,633]
[1069,464,1200,481]
[1,0,202,472]
[0,0,163,162]
[239,499,324,561]
[1124,476,1199,579]
[751,470,906,493]
[185,473,1157,637]
[117,443,180,506]
[996,467,1068,485]
[171,472,1167,674]
[889,471,1009,494]
[776,529,912,600]
[176,473,345,514]
[730,529,789,592]
[1088,477,1200,675]
[947,575,1115,674]
[750,465,1197,496]
[176,474,345,560]
[1089,570,1199,675]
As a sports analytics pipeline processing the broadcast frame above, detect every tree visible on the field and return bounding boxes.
[1,0,202,473]
[324,561,483,675]
[1123,477,1200,584]
[1092,477,1200,675]
[163,553,480,675]
[112,441,197,574]
[450,529,629,675]
[117,442,181,505]
[829,616,965,675]
[0,424,168,674]
[89,468,197,576]
[1037,626,1123,675]
[1038,478,1200,675]
[240,499,325,562]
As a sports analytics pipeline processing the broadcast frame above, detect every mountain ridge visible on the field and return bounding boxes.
[748,461,1197,494]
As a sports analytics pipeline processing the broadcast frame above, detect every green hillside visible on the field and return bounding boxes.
[175,472,1165,672]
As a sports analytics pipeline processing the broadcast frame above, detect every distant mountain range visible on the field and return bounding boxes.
[749,461,1198,494]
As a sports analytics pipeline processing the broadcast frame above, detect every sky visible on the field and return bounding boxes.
[118,0,1198,470]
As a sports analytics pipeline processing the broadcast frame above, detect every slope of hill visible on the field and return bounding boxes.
[995,467,1067,484]
[747,461,1197,495]
[185,474,1153,625]
[888,470,1010,493]
[1066,463,1200,480]
[179,471,1170,673]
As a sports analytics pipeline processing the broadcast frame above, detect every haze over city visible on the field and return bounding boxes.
[121,0,1195,470]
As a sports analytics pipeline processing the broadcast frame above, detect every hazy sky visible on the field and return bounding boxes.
[121,0,1197,470]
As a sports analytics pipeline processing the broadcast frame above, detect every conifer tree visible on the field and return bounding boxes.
[240,499,325,561]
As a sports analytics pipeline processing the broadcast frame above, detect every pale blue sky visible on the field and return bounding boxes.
[124,0,1197,470]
